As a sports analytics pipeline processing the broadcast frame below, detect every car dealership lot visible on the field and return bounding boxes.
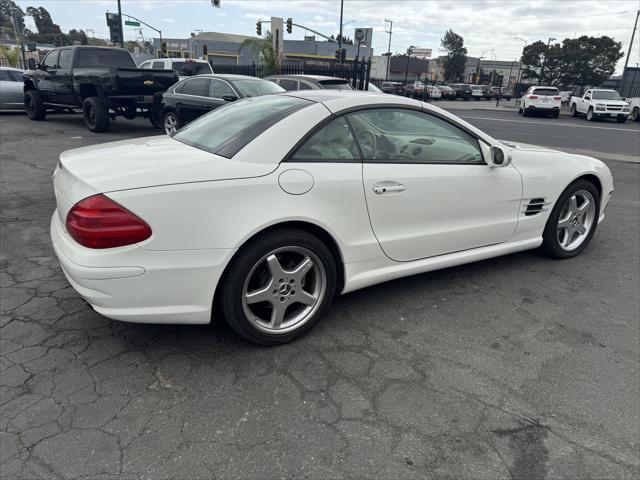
[1,112,638,479]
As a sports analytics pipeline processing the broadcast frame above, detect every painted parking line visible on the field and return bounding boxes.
[456,115,640,133]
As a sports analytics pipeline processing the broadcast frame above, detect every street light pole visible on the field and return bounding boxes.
[338,0,344,50]
[384,19,393,81]
[404,46,414,85]
[514,37,527,95]
[117,0,124,48]
[539,36,557,85]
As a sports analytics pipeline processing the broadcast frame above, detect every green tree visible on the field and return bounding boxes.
[557,36,623,88]
[520,40,562,85]
[240,31,278,76]
[440,29,467,82]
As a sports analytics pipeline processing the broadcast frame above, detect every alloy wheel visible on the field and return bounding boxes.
[164,114,178,136]
[241,246,326,334]
[556,190,596,251]
[85,104,96,128]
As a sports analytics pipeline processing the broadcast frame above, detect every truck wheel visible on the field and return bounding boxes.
[25,90,46,121]
[82,97,109,132]
[569,104,577,117]
[586,108,595,121]
[631,107,639,122]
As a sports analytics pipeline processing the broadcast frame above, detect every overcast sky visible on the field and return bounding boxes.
[15,0,640,73]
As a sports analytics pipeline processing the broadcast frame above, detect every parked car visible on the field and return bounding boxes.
[51,90,613,345]
[519,86,561,118]
[449,83,473,100]
[23,46,178,131]
[426,85,441,99]
[138,58,213,80]
[628,97,640,121]
[0,66,25,110]
[381,81,405,95]
[266,74,352,91]
[489,87,513,100]
[437,85,457,100]
[569,89,630,123]
[155,74,284,135]
[471,85,484,100]
[405,81,427,99]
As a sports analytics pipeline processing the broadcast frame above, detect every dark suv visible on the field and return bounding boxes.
[449,83,473,101]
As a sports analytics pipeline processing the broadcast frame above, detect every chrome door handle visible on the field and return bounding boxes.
[373,183,406,194]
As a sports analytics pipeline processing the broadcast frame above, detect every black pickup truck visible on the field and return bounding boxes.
[23,46,177,132]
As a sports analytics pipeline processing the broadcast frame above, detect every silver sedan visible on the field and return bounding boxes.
[0,67,25,110]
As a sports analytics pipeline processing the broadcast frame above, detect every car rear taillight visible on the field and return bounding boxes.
[528,95,538,99]
[553,96,561,100]
[66,194,151,249]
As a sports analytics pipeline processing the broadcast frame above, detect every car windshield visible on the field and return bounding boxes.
[173,95,311,157]
[232,79,284,97]
[173,61,213,76]
[318,80,352,90]
[76,49,136,68]
[532,88,559,96]
[592,90,622,100]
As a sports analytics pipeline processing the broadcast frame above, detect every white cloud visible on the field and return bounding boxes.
[161,18,176,23]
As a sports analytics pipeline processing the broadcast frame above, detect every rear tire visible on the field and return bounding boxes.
[569,104,577,117]
[82,97,109,132]
[542,180,600,259]
[522,107,529,117]
[220,229,337,345]
[553,111,560,119]
[24,90,46,120]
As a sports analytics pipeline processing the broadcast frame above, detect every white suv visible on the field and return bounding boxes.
[138,58,213,80]
[519,86,561,118]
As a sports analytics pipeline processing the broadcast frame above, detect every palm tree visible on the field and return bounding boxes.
[240,31,279,76]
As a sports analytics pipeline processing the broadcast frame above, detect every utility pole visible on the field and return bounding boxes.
[117,0,124,48]
[385,19,393,81]
[404,46,414,85]
[338,0,344,51]
[623,9,639,71]
[539,36,556,85]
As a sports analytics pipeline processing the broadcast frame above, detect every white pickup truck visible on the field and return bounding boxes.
[627,97,640,122]
[569,88,630,123]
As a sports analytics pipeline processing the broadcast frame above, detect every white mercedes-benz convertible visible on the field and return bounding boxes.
[51,91,613,344]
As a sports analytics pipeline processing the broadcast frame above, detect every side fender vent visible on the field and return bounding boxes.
[524,197,548,216]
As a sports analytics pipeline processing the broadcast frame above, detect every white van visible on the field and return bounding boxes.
[138,58,213,80]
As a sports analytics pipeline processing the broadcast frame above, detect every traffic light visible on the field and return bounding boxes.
[340,48,347,63]
[161,41,167,57]
[105,12,121,44]
[286,18,293,34]
[256,21,262,36]
[202,44,208,56]
[335,48,341,62]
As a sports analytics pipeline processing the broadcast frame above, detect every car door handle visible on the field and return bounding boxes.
[373,183,406,194]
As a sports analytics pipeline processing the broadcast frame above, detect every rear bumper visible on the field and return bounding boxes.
[526,105,560,111]
[50,212,235,324]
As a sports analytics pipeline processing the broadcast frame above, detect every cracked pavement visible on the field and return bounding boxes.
[1,113,639,479]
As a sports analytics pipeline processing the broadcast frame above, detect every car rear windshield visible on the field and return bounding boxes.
[232,79,284,97]
[592,90,621,100]
[75,49,136,69]
[318,80,353,90]
[173,95,312,158]
[532,88,559,96]
[173,61,213,76]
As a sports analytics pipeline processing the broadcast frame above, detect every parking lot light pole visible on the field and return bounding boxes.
[514,37,527,95]
[338,0,344,50]
[404,46,415,85]
[540,36,557,85]
[384,19,393,81]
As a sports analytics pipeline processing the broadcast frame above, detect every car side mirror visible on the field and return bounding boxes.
[222,95,238,102]
[27,58,37,70]
[489,145,512,168]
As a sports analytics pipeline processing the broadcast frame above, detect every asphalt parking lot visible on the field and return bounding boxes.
[1,110,639,479]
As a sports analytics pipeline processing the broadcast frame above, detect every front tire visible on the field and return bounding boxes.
[220,229,338,345]
[586,107,595,121]
[542,180,600,259]
[24,90,46,120]
[82,97,109,132]
[631,107,639,122]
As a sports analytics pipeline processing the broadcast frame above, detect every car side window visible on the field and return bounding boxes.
[209,79,235,98]
[298,81,313,90]
[179,77,211,96]
[347,108,483,164]
[290,116,359,161]
[42,51,58,69]
[278,79,299,91]
[152,61,165,69]
[139,61,151,69]
[57,49,72,69]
